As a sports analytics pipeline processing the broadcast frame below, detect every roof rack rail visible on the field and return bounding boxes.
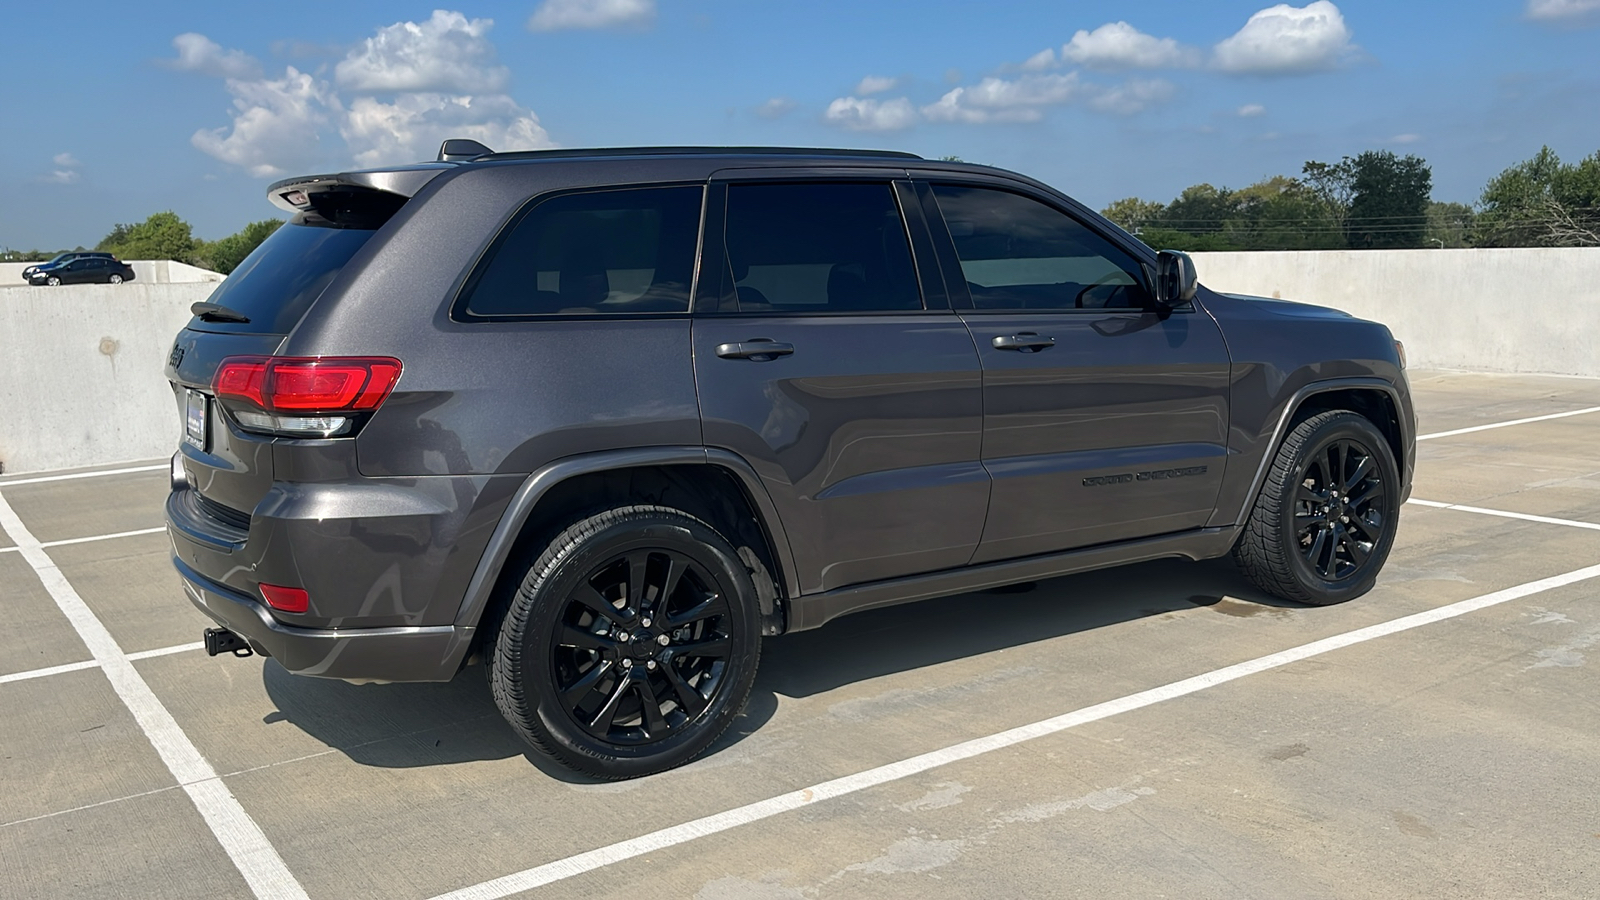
[472,146,923,162]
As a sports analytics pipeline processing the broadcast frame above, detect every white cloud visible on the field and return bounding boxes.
[923,75,1080,124]
[1214,1,1356,74]
[529,0,655,31]
[190,66,339,177]
[855,75,898,95]
[41,169,80,184]
[1020,48,1057,71]
[335,10,509,93]
[1390,133,1422,144]
[342,93,552,168]
[755,97,796,119]
[166,32,263,79]
[1087,78,1176,115]
[1527,0,1600,21]
[1237,103,1267,116]
[1062,22,1200,69]
[53,152,81,168]
[824,96,917,131]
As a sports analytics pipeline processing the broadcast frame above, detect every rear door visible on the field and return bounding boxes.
[692,176,988,594]
[918,179,1232,563]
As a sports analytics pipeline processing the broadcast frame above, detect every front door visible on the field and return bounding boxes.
[692,179,988,594]
[922,181,1232,563]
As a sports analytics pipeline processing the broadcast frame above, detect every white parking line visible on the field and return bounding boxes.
[1417,405,1600,441]
[429,561,1600,900]
[1408,499,1600,532]
[0,463,167,487]
[0,659,100,685]
[0,493,308,900]
[2,526,167,555]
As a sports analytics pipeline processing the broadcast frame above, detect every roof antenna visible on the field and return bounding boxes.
[438,139,493,162]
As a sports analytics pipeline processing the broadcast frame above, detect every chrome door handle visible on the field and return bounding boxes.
[992,334,1055,352]
[716,339,795,360]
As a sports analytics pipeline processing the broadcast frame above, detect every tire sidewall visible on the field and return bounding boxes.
[509,514,761,776]
[1280,415,1402,602]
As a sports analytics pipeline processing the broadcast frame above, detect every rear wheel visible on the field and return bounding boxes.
[490,505,761,779]
[109,274,123,284]
[1233,410,1400,605]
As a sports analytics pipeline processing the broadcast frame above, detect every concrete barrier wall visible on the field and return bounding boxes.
[1191,248,1600,377]
[1,260,224,287]
[0,282,218,474]
[0,249,1595,475]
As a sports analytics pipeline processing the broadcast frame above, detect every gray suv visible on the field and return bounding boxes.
[165,142,1414,778]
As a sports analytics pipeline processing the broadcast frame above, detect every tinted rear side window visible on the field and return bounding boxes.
[190,223,377,334]
[461,186,703,318]
[721,182,922,314]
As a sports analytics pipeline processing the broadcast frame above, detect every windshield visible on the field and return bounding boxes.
[188,223,379,334]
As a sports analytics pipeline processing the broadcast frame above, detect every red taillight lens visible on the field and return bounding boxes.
[259,583,310,614]
[214,356,402,414]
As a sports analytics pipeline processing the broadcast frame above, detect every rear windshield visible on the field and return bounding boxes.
[188,222,377,334]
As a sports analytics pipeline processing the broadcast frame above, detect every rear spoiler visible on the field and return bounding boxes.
[265,164,455,215]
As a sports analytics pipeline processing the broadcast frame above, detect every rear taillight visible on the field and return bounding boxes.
[214,356,401,437]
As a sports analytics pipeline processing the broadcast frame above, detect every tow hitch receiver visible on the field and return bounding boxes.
[204,627,254,658]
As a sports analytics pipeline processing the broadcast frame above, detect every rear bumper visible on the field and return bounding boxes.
[173,555,473,682]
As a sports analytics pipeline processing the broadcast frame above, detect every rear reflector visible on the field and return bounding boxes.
[215,356,401,414]
[259,583,310,614]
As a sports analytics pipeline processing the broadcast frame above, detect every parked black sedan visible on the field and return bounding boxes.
[27,256,135,285]
[20,251,114,281]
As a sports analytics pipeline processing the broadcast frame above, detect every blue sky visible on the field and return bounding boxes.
[3,0,1599,249]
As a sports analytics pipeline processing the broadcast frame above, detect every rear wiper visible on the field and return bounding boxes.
[191,302,250,323]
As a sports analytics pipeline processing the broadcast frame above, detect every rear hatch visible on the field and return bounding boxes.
[166,169,437,530]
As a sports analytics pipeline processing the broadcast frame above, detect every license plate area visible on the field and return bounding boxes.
[184,389,208,451]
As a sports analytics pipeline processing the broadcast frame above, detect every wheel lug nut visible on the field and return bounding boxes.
[656,634,670,646]
[616,631,629,642]
[646,660,657,670]
[620,659,632,669]
[641,617,652,628]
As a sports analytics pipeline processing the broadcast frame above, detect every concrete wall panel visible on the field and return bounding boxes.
[1192,248,1600,377]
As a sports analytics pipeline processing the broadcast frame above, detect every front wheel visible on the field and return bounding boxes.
[45,276,60,286]
[490,505,762,779]
[1233,410,1401,605]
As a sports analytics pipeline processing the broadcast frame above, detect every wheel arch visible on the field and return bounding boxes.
[451,447,798,647]
[1229,377,1408,528]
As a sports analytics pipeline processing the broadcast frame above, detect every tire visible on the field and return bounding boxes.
[109,274,123,284]
[490,505,762,779]
[46,276,60,286]
[1233,410,1401,605]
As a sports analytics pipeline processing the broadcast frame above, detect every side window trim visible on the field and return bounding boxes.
[694,178,934,318]
[917,178,1168,315]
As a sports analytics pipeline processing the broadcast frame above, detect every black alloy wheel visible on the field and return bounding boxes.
[553,547,734,745]
[1234,410,1401,605]
[490,505,761,779]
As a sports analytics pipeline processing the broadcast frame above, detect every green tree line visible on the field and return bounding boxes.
[2,214,282,274]
[1105,145,1600,252]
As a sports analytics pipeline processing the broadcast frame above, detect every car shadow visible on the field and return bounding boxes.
[261,555,1297,778]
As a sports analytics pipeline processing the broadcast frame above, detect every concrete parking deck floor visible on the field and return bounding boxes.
[3,370,1599,900]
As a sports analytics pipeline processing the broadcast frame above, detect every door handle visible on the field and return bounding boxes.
[992,333,1056,352]
[716,339,795,360]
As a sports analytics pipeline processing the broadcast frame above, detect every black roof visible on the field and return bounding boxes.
[474,146,922,163]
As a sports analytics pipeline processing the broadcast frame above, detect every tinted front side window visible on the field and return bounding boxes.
[722,183,922,314]
[193,223,378,334]
[462,186,703,317]
[932,185,1151,311]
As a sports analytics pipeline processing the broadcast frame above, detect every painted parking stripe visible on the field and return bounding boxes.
[1417,405,1600,441]
[429,561,1600,900]
[0,493,308,900]
[1,526,168,556]
[0,463,166,487]
[1408,499,1600,532]
[0,659,100,686]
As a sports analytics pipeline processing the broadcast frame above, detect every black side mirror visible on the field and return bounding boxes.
[1154,249,1198,308]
